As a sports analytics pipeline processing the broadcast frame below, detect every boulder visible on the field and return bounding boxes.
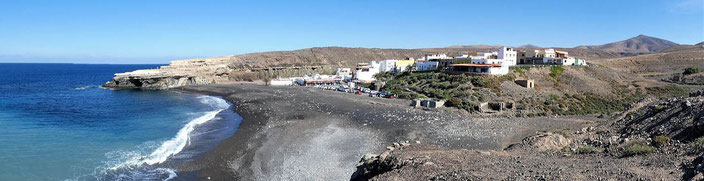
[529,132,572,152]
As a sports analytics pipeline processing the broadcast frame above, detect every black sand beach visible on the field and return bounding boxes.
[177,83,597,180]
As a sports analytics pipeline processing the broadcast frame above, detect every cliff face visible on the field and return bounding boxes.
[103,59,230,89]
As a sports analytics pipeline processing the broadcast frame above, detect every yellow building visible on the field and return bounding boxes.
[394,58,415,72]
[454,58,472,64]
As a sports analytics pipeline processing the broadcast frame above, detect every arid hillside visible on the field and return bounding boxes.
[575,35,679,55]
[590,47,704,75]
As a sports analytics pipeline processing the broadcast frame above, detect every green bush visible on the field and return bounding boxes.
[448,97,462,107]
[546,93,631,115]
[653,136,670,147]
[549,65,564,81]
[646,85,691,97]
[575,146,601,154]
[623,141,656,157]
[511,66,531,77]
[499,73,516,82]
[689,137,704,148]
[683,67,701,75]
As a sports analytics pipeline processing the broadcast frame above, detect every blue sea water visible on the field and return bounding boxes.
[0,63,241,181]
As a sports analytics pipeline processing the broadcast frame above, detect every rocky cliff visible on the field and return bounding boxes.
[103,58,230,89]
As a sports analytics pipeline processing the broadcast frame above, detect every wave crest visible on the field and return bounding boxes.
[98,96,230,179]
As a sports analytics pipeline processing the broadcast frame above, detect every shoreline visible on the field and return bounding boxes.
[173,84,270,180]
[173,83,597,180]
[100,93,240,180]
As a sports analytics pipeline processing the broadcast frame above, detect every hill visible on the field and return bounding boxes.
[518,44,541,49]
[661,41,704,53]
[575,35,678,55]
[590,46,704,75]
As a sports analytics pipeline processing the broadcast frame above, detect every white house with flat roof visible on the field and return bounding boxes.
[497,47,517,66]
[450,47,516,75]
[450,63,509,75]
[354,61,381,83]
[415,54,453,71]
[533,49,587,66]
[336,68,353,80]
[415,59,439,71]
[379,59,398,72]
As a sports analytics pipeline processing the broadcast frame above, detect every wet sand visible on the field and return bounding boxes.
[176,83,594,180]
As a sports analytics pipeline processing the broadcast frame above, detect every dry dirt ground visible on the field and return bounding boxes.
[352,90,704,181]
[355,143,686,180]
[590,48,704,76]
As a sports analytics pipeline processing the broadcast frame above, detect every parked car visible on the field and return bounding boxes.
[381,91,395,98]
[355,91,363,95]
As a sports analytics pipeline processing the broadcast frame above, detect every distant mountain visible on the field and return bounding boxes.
[575,35,678,54]
[518,44,541,49]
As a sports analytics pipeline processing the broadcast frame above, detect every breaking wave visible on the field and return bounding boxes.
[75,85,99,90]
[96,96,230,180]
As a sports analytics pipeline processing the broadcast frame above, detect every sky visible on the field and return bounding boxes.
[0,0,702,64]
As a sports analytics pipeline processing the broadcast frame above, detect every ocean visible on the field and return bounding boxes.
[0,63,241,181]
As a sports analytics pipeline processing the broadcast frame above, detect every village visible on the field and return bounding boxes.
[268,47,588,109]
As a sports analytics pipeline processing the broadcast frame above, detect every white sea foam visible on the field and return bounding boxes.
[74,85,97,90]
[100,95,230,179]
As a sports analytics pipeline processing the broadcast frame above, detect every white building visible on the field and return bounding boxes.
[415,59,439,71]
[449,64,509,75]
[415,54,452,71]
[535,49,557,59]
[466,47,517,67]
[301,74,344,85]
[470,52,497,60]
[379,59,398,72]
[534,49,587,66]
[268,78,295,86]
[450,47,516,75]
[354,61,381,83]
[544,57,588,66]
[336,68,353,80]
[497,47,517,66]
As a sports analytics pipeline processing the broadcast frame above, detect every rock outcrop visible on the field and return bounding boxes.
[103,59,231,89]
[614,89,704,141]
[667,72,704,85]
[351,142,415,181]
[522,132,571,152]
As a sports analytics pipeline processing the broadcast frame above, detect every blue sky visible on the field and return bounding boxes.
[0,0,702,64]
